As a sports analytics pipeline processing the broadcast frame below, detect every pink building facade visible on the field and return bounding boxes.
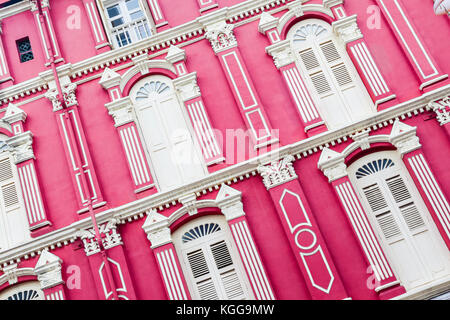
[0,0,448,300]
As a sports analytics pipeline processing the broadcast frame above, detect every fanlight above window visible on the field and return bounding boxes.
[135,81,171,101]
[292,23,328,43]
[182,223,221,243]
[6,290,41,300]
[356,158,395,179]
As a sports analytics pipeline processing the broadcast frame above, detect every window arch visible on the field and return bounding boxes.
[0,281,44,300]
[129,75,206,191]
[348,151,450,290]
[287,19,375,129]
[0,138,30,252]
[173,215,254,300]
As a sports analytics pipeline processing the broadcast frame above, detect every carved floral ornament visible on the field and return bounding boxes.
[0,132,35,165]
[257,155,297,190]
[204,22,238,54]
[78,219,123,256]
[428,96,450,126]
[44,82,78,112]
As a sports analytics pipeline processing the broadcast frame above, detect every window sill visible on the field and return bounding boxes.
[391,275,450,300]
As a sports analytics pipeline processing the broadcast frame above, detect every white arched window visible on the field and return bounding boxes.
[129,75,206,191]
[287,19,375,129]
[348,151,450,290]
[0,140,30,252]
[173,215,254,300]
[0,281,44,300]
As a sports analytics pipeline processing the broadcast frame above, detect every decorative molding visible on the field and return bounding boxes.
[429,96,450,126]
[323,0,344,10]
[2,263,19,285]
[389,120,421,155]
[350,129,371,151]
[2,103,27,124]
[172,72,201,101]
[318,148,347,182]
[178,193,198,216]
[215,184,245,221]
[34,249,63,290]
[5,131,34,164]
[142,210,172,248]
[257,155,297,189]
[78,218,123,256]
[132,54,150,76]
[266,40,295,69]
[332,15,363,44]
[204,21,238,54]
[165,46,186,64]
[287,0,304,17]
[258,12,279,34]
[44,82,78,112]
[104,97,135,127]
[99,67,122,90]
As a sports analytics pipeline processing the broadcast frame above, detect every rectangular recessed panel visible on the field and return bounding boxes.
[386,175,411,203]
[400,203,425,232]
[299,48,320,70]
[187,249,210,279]
[310,71,332,95]
[363,184,389,212]
[0,159,13,182]
[331,63,353,87]
[320,41,341,63]
[376,212,402,239]
[197,278,219,300]
[221,269,245,300]
[210,241,233,270]
[2,183,18,207]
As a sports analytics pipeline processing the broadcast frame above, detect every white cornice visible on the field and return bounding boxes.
[0,0,31,20]
[0,84,448,267]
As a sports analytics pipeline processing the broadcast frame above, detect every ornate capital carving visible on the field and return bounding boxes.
[142,210,172,248]
[204,21,238,54]
[257,155,297,190]
[2,103,27,125]
[44,82,78,112]
[34,250,63,290]
[105,97,135,127]
[332,15,362,44]
[389,120,421,155]
[78,219,123,256]
[318,148,347,182]
[172,72,201,102]
[429,96,450,126]
[266,40,295,69]
[6,131,34,164]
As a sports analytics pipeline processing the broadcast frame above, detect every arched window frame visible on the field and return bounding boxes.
[0,281,44,300]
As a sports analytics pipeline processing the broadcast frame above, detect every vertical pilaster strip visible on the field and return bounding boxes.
[146,0,169,29]
[258,156,349,300]
[196,0,219,13]
[331,14,396,108]
[228,216,275,300]
[0,23,13,86]
[376,0,447,90]
[82,0,110,53]
[35,250,66,300]
[203,21,278,148]
[143,211,191,300]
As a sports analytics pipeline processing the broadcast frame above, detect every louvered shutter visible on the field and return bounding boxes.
[353,154,450,289]
[0,157,29,249]
[186,249,219,300]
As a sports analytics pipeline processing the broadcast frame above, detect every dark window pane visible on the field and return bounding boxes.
[111,18,124,27]
[16,37,34,63]
[107,5,120,18]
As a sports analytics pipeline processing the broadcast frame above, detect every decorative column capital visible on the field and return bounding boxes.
[172,72,201,101]
[99,67,122,90]
[429,97,450,126]
[332,14,362,44]
[318,148,347,182]
[257,155,298,189]
[142,210,172,248]
[204,21,238,54]
[77,218,123,256]
[166,45,186,64]
[258,12,279,34]
[323,0,344,10]
[34,249,63,290]
[2,103,27,125]
[6,131,34,164]
[44,82,78,112]
[215,184,245,221]
[389,120,421,155]
[105,96,135,127]
[266,40,295,69]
